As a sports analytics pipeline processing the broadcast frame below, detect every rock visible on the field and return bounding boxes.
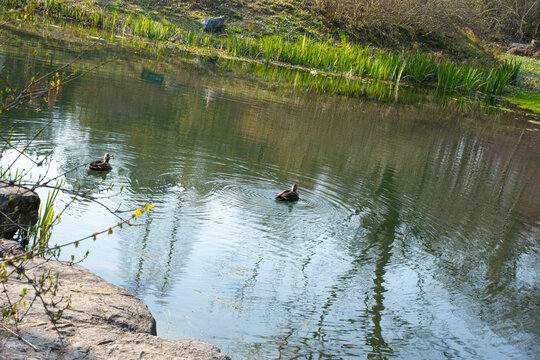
[507,40,540,59]
[507,46,529,56]
[0,238,25,256]
[509,42,528,48]
[202,16,225,32]
[0,180,40,239]
[0,240,230,360]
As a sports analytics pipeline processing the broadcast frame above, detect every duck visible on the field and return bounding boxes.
[88,153,112,171]
[275,183,299,201]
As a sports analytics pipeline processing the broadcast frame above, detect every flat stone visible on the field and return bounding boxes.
[0,238,25,256]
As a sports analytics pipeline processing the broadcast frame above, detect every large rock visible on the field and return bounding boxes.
[507,45,529,56]
[507,40,540,59]
[0,180,40,239]
[202,16,225,32]
[0,240,230,360]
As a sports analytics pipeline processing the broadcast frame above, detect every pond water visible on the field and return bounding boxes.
[2,30,539,359]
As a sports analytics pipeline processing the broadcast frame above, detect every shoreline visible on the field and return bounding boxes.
[0,239,230,360]
[1,1,538,108]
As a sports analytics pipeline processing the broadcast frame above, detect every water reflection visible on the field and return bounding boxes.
[365,166,399,357]
[1,30,539,359]
[140,67,164,85]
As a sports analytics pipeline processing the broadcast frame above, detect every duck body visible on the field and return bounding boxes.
[275,183,299,201]
[88,153,112,171]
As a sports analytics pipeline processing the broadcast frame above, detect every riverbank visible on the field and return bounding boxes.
[0,239,230,360]
[1,0,539,109]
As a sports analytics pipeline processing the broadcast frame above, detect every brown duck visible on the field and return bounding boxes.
[88,153,112,171]
[275,183,299,201]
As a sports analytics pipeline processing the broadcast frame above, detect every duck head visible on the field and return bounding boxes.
[104,153,111,163]
[291,183,298,192]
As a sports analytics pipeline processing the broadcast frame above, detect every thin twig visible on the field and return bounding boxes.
[0,323,38,351]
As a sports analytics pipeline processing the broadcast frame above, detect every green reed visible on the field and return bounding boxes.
[203,32,521,96]
[460,64,483,92]
[405,51,437,83]
[436,58,520,94]
[437,60,461,90]
[500,58,521,85]
[482,66,513,94]
[19,181,61,250]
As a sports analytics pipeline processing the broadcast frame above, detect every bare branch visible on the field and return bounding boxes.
[0,322,38,351]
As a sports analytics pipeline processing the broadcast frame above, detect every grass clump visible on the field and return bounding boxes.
[405,52,437,83]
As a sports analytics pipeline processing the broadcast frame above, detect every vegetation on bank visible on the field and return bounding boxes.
[1,0,538,107]
[304,0,539,44]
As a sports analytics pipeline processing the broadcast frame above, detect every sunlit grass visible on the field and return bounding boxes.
[505,90,540,113]
[405,51,436,83]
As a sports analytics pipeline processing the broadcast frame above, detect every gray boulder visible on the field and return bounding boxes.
[202,16,225,32]
[507,40,540,59]
[0,180,40,239]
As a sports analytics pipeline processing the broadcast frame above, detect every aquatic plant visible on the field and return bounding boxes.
[437,60,462,90]
[21,183,60,251]
[405,52,437,83]
[460,64,483,92]
[165,30,521,96]
[482,66,513,94]
[500,58,521,85]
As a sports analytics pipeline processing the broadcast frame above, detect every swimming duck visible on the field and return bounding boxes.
[88,153,112,171]
[275,183,299,201]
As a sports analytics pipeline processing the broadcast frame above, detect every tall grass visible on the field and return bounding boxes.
[19,183,60,251]
[437,60,462,90]
[437,58,521,94]
[205,31,521,95]
[405,51,436,83]
[482,67,513,94]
